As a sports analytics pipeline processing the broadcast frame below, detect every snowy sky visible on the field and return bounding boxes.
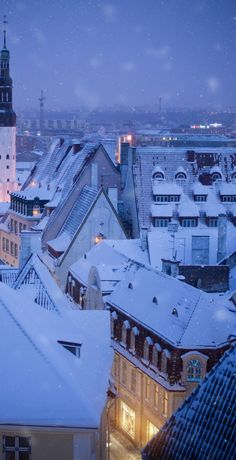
[2,0,236,110]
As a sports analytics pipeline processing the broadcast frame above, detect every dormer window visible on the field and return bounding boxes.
[58,340,81,358]
[153,172,164,180]
[187,359,202,382]
[121,320,130,346]
[143,336,153,362]
[211,172,222,182]
[33,204,41,216]
[130,326,139,353]
[175,172,187,180]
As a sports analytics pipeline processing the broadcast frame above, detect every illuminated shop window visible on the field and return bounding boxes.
[120,401,135,439]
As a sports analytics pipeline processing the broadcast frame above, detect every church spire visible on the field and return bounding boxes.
[0,16,16,127]
[3,15,7,49]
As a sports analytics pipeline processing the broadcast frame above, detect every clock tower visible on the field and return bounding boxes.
[0,17,17,202]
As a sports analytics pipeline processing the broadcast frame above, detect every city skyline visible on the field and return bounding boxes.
[2,0,236,110]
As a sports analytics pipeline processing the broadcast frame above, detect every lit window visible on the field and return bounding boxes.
[120,401,135,439]
[3,436,31,459]
[33,204,41,216]
[162,391,168,417]
[154,385,159,407]
[145,377,150,401]
[187,359,202,382]
[58,340,81,358]
[147,420,159,442]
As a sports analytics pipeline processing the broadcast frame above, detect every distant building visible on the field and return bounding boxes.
[0,25,18,201]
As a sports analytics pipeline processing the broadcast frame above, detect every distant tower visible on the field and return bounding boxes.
[38,89,45,131]
[0,16,17,202]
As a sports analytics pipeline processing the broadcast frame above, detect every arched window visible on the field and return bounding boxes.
[121,320,130,347]
[111,311,118,338]
[152,343,162,368]
[187,359,202,382]
[175,172,187,180]
[211,172,222,182]
[130,326,139,353]
[143,336,153,362]
[153,171,164,180]
[161,349,171,373]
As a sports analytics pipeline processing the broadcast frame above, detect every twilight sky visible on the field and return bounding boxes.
[2,0,236,110]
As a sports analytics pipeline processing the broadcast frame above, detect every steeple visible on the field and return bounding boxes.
[0,16,16,127]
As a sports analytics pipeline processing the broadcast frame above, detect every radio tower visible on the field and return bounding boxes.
[38,90,45,132]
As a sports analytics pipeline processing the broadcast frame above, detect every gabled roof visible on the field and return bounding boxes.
[0,282,112,428]
[142,342,236,460]
[49,187,126,266]
[13,253,72,313]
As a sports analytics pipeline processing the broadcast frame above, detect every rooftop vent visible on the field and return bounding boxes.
[172,307,178,317]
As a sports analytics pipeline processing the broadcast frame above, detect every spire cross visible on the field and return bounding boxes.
[3,15,8,49]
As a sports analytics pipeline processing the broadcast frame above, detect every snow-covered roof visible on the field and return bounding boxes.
[108,264,236,349]
[142,343,236,460]
[12,187,54,201]
[152,182,182,195]
[47,186,98,253]
[0,282,112,428]
[219,183,236,195]
[192,183,209,195]
[69,239,149,292]
[13,253,73,313]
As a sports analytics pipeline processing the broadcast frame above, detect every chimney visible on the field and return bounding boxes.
[217,214,227,262]
[162,258,180,278]
[19,230,42,268]
[140,226,148,251]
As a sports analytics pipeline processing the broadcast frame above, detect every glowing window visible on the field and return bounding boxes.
[187,359,202,382]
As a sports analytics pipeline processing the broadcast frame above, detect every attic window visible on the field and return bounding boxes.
[152,296,158,304]
[172,308,178,317]
[128,282,133,289]
[58,340,81,358]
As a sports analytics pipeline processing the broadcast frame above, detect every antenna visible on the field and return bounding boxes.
[38,90,46,131]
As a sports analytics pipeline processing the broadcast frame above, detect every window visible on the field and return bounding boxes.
[131,368,137,394]
[181,218,197,227]
[121,320,130,347]
[194,195,207,202]
[144,377,150,401]
[154,385,159,407]
[208,218,218,227]
[6,154,9,159]
[3,436,31,460]
[58,340,81,358]
[6,165,9,169]
[32,204,41,216]
[147,420,159,442]
[111,311,118,337]
[152,343,162,368]
[120,401,135,439]
[153,172,164,180]
[14,221,18,235]
[121,359,127,386]
[143,337,153,362]
[15,244,18,259]
[187,359,202,382]
[211,172,222,182]
[6,239,9,254]
[2,237,6,251]
[175,172,187,180]
[162,391,168,417]
[130,326,139,353]
[10,242,14,256]
[153,218,169,227]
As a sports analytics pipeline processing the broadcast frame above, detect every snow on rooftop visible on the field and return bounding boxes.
[0,282,112,428]
[108,265,236,349]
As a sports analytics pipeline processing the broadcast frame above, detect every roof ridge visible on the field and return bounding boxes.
[176,292,202,346]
